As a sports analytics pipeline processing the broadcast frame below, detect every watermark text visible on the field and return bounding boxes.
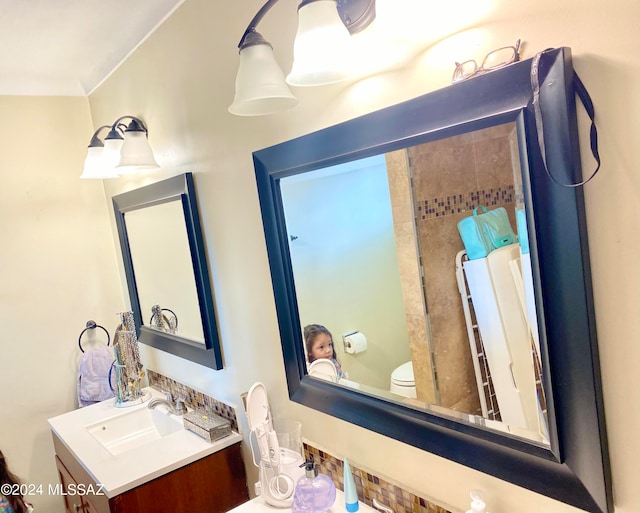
[1,483,105,496]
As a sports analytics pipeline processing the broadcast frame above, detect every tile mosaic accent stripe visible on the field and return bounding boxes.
[147,371,239,432]
[304,444,453,513]
[416,186,515,220]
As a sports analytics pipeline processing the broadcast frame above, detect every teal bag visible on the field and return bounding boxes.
[457,206,517,260]
[516,208,530,255]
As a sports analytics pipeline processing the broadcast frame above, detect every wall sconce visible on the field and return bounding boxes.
[229,0,376,117]
[80,116,159,179]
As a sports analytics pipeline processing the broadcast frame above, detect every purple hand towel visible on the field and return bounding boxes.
[77,345,116,407]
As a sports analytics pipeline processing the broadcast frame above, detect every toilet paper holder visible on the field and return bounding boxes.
[342,331,367,354]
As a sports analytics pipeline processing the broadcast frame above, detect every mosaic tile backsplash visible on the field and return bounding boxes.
[304,445,453,513]
[147,370,239,432]
[148,372,453,513]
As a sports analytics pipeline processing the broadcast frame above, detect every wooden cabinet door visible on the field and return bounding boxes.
[109,443,249,513]
[82,496,100,513]
[55,456,86,513]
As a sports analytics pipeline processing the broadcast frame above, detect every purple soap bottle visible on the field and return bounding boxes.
[291,458,337,513]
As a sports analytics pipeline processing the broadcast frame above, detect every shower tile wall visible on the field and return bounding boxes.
[388,123,518,414]
[385,150,436,404]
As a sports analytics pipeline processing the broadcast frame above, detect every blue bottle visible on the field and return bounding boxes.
[343,458,359,512]
[291,458,337,513]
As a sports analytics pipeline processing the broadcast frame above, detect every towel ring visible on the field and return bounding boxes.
[149,307,179,329]
[78,320,111,353]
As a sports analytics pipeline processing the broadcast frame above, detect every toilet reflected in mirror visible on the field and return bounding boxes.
[390,361,416,399]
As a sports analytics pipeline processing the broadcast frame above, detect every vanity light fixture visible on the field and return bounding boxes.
[80,116,159,179]
[228,0,376,116]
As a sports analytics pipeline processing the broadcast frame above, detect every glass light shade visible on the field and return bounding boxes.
[116,131,160,172]
[103,137,124,169]
[286,0,353,86]
[80,146,120,179]
[229,43,299,116]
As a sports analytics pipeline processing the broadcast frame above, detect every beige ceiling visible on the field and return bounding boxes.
[0,0,184,96]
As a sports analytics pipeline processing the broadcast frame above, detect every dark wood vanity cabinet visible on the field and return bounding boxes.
[52,432,249,513]
[55,455,99,513]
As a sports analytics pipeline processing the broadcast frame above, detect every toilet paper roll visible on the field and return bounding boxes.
[343,332,367,354]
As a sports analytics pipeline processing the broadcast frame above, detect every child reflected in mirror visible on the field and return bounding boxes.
[304,324,347,380]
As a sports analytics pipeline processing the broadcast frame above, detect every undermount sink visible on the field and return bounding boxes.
[85,405,184,456]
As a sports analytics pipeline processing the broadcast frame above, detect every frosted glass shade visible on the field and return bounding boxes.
[286,0,353,86]
[80,146,119,179]
[229,43,299,116]
[103,137,124,169]
[116,131,159,172]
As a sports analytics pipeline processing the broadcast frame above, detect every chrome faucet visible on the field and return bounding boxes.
[147,390,188,415]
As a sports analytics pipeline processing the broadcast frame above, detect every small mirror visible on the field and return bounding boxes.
[113,172,223,369]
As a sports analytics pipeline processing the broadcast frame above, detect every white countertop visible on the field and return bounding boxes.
[47,387,242,498]
[229,491,378,513]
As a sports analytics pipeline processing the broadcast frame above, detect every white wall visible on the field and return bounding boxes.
[280,157,411,389]
[1,1,636,513]
[0,96,124,513]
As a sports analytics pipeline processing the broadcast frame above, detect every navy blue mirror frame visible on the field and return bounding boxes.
[112,172,223,370]
[253,48,611,512]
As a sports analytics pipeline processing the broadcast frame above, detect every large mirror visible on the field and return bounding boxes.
[113,172,223,369]
[254,48,612,512]
[280,120,549,445]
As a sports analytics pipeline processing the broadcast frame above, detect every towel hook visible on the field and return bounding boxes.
[78,320,111,353]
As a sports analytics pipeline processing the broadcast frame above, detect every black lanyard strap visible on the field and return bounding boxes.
[531,51,601,188]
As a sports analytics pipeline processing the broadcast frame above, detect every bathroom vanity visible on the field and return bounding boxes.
[48,388,248,513]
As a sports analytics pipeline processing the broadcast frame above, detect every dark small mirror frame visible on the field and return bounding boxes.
[113,172,223,370]
[253,48,612,512]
